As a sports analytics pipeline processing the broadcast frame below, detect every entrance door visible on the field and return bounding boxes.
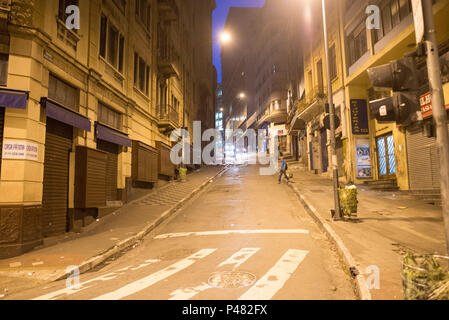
[97,139,119,202]
[321,129,328,173]
[376,134,396,178]
[42,118,72,237]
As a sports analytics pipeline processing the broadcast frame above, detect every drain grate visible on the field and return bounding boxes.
[208,271,256,289]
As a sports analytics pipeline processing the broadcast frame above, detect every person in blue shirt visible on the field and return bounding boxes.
[279,160,290,184]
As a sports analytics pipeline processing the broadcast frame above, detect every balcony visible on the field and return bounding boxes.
[305,85,326,105]
[158,0,179,23]
[256,104,288,128]
[157,105,179,133]
[287,99,307,134]
[158,30,180,79]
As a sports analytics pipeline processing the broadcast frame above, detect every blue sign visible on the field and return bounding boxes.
[350,99,369,135]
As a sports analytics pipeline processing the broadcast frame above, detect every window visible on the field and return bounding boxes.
[112,0,126,13]
[329,45,337,81]
[347,21,367,66]
[58,0,79,22]
[134,52,150,95]
[98,103,121,130]
[48,74,79,111]
[100,15,107,58]
[136,0,151,31]
[375,0,412,42]
[0,54,8,86]
[99,16,125,73]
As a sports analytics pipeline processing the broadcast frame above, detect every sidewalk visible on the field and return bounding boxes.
[0,166,225,297]
[287,163,447,300]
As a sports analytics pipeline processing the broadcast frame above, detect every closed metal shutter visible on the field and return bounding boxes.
[97,139,118,201]
[42,118,73,237]
[0,108,4,175]
[406,123,449,190]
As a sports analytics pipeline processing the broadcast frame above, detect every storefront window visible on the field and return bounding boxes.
[0,54,8,86]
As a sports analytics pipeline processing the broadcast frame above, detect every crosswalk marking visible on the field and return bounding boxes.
[91,249,217,300]
[168,283,210,300]
[218,248,260,269]
[168,248,260,300]
[154,229,309,239]
[238,249,309,300]
[32,273,120,300]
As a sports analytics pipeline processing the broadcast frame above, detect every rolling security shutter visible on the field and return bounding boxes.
[406,124,439,190]
[0,108,4,174]
[97,139,119,201]
[42,118,73,237]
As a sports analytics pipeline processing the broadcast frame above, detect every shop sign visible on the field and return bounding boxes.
[2,140,39,161]
[350,99,369,135]
[420,92,449,119]
[356,139,372,178]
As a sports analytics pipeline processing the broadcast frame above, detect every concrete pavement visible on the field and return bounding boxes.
[4,164,356,300]
[286,162,448,300]
[0,166,226,298]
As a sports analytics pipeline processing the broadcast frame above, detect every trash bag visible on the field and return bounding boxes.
[179,168,187,181]
[338,185,358,216]
[401,253,449,300]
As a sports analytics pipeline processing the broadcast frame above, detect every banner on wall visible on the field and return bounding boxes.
[356,139,372,178]
[350,99,369,135]
[2,140,39,161]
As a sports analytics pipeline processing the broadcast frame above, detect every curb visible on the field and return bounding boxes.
[288,183,372,300]
[55,165,230,281]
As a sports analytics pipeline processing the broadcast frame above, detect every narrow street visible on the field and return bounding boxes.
[6,165,355,300]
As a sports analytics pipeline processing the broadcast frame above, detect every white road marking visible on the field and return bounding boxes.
[92,249,217,300]
[154,229,309,239]
[32,273,120,300]
[238,249,309,300]
[131,259,161,271]
[168,248,260,300]
[218,248,260,269]
[32,260,162,300]
[168,283,210,300]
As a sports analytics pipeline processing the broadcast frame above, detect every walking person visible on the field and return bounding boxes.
[279,160,290,184]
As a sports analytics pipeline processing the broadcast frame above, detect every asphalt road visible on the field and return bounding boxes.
[7,165,356,300]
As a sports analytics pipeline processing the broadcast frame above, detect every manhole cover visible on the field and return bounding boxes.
[208,271,256,289]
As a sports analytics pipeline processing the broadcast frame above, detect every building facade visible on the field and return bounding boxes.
[222,0,304,157]
[0,0,215,258]
[290,0,449,198]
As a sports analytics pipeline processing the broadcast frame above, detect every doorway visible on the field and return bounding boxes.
[376,134,396,179]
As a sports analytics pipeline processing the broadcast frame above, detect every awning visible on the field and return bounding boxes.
[0,89,28,109]
[41,98,91,132]
[96,123,132,147]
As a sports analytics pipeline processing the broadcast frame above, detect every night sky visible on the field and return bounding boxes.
[213,0,266,83]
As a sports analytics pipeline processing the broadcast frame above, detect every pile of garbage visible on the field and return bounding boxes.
[338,185,358,217]
[402,252,449,300]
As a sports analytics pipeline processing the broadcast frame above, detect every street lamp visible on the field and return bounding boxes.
[218,31,232,44]
[297,0,341,219]
[320,0,342,220]
[239,92,246,99]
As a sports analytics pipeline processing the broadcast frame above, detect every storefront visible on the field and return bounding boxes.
[406,91,449,190]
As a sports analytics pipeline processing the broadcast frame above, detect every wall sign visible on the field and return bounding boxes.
[2,140,39,161]
[356,139,372,178]
[420,92,449,119]
[350,99,369,135]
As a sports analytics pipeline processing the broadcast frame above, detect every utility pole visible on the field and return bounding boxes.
[422,0,449,255]
[321,0,342,220]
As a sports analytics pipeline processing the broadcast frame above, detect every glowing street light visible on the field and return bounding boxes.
[219,31,232,44]
[239,92,246,99]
